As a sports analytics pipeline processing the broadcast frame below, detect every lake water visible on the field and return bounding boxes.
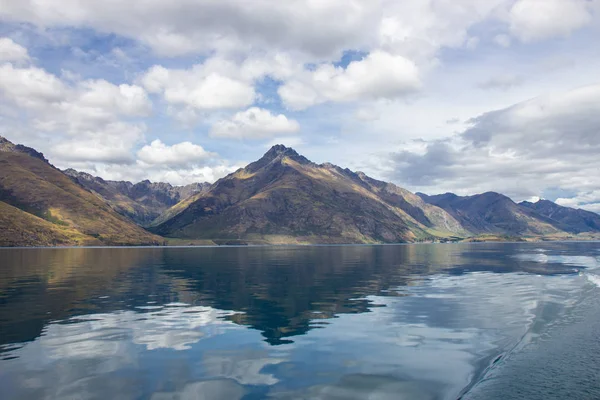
[1,243,599,400]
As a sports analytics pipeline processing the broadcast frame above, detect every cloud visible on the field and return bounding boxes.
[50,122,145,164]
[74,160,239,186]
[77,80,152,117]
[556,191,600,213]
[0,63,66,108]
[279,51,421,110]
[377,1,508,61]
[59,138,239,185]
[508,0,593,42]
[463,84,600,152]
[493,34,511,48]
[385,84,600,204]
[0,37,29,62]
[477,74,523,90]
[0,62,152,167]
[141,64,255,111]
[137,139,216,168]
[0,0,378,59]
[210,107,300,139]
[0,64,150,120]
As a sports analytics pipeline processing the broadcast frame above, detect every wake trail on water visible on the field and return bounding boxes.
[460,270,600,400]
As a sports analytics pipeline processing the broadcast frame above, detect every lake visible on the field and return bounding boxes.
[1,243,599,399]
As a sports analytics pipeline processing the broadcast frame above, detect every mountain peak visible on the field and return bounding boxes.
[263,144,302,159]
[244,144,311,173]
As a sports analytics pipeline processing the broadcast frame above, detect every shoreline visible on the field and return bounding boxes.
[2,237,599,249]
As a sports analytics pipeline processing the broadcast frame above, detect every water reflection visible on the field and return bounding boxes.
[0,242,598,400]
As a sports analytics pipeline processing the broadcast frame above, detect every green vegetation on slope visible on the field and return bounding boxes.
[0,201,97,246]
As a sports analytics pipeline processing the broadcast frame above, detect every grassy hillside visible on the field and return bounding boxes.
[0,201,98,246]
[0,139,163,246]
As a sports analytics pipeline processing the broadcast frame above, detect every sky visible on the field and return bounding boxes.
[0,0,599,212]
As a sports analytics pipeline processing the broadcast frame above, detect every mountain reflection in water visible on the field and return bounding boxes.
[0,243,597,400]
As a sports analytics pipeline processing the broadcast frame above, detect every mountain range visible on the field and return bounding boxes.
[63,169,210,226]
[1,136,598,246]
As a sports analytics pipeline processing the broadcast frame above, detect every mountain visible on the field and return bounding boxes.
[519,199,600,233]
[0,136,162,246]
[3,138,598,247]
[63,169,210,226]
[416,192,564,236]
[151,145,468,244]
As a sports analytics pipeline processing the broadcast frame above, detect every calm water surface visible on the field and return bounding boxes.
[0,243,599,399]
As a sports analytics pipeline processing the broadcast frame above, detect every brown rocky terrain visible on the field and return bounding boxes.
[151,145,469,243]
[0,136,163,246]
[64,169,210,226]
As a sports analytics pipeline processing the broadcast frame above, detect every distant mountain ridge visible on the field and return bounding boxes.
[416,191,600,237]
[519,199,600,233]
[416,191,562,236]
[63,169,210,226]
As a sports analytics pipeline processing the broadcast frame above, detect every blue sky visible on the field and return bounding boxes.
[0,0,599,212]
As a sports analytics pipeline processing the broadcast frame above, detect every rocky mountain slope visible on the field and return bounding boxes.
[151,145,468,244]
[63,169,210,226]
[0,136,162,246]
[416,192,578,236]
[520,199,600,233]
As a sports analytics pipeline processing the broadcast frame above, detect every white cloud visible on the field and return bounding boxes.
[556,192,600,213]
[0,62,153,167]
[141,64,255,111]
[0,63,66,108]
[76,161,239,186]
[279,51,421,110]
[0,37,29,62]
[508,0,593,42]
[0,64,151,120]
[78,80,151,117]
[145,164,239,186]
[49,122,145,164]
[210,107,300,139]
[137,139,215,168]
